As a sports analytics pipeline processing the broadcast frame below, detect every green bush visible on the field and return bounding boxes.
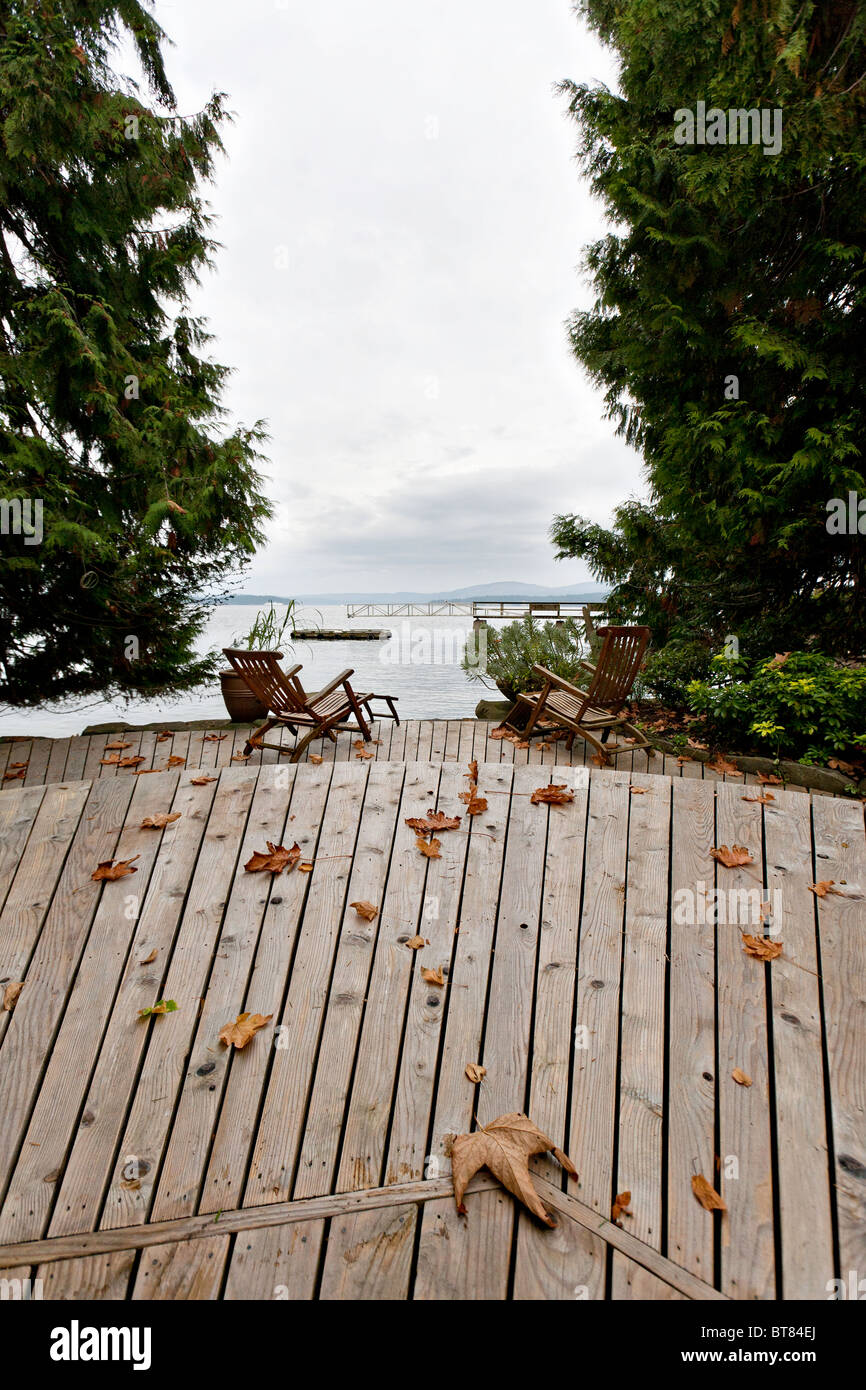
[643,640,713,707]
[686,652,866,764]
[461,616,587,702]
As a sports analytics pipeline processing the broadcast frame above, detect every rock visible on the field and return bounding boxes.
[475,698,512,721]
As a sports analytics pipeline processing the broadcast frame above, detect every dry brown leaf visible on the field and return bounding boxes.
[231,752,250,762]
[100,754,123,765]
[416,835,442,859]
[219,1011,274,1049]
[3,981,24,1012]
[630,786,649,795]
[612,1190,632,1224]
[706,756,741,777]
[451,1112,577,1226]
[350,900,378,922]
[692,1173,726,1211]
[828,757,856,775]
[405,935,428,950]
[488,727,509,740]
[742,792,775,804]
[118,755,146,768]
[465,1063,486,1083]
[202,733,227,742]
[298,861,314,873]
[104,740,131,750]
[732,1067,752,1087]
[8,760,28,768]
[757,772,783,785]
[140,812,181,829]
[710,844,754,868]
[139,949,158,965]
[591,751,611,768]
[406,810,461,834]
[92,856,139,882]
[742,933,783,961]
[244,841,301,875]
[3,768,26,780]
[166,755,185,767]
[156,732,174,743]
[355,748,375,760]
[459,783,488,815]
[687,738,708,751]
[530,784,575,806]
[808,880,838,898]
[309,754,323,764]
[132,768,162,775]
[467,759,478,781]
[421,965,445,986]
[190,775,217,785]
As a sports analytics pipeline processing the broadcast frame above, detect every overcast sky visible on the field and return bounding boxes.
[147,0,641,593]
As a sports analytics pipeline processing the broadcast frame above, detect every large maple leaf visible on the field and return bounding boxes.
[451,1111,577,1227]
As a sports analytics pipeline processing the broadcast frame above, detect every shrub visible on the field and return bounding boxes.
[461,617,587,702]
[643,639,713,707]
[686,652,866,764]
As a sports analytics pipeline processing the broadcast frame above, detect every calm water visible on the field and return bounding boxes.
[0,605,506,736]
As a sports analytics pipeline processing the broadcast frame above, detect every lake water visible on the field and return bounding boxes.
[0,604,507,736]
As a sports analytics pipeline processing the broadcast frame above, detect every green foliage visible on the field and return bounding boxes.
[686,652,866,763]
[553,0,866,658]
[0,2,271,704]
[643,638,713,707]
[231,601,296,652]
[462,616,587,702]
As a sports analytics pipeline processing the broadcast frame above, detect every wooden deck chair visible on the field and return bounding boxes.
[496,625,651,762]
[222,649,399,762]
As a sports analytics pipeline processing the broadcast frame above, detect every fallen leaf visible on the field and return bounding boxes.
[140,812,181,829]
[710,844,754,868]
[706,756,741,777]
[630,786,649,795]
[828,757,856,775]
[3,768,26,780]
[156,732,174,743]
[405,935,429,950]
[231,752,250,762]
[92,856,139,881]
[591,751,610,768]
[489,727,509,740]
[132,768,162,775]
[405,810,461,834]
[118,755,146,768]
[416,836,442,859]
[451,1112,577,1226]
[421,965,445,986]
[459,783,488,815]
[612,1190,632,1224]
[732,1068,752,1087]
[138,999,178,1019]
[139,949,158,965]
[742,792,775,804]
[298,861,314,873]
[676,755,693,765]
[190,775,217,785]
[742,933,783,961]
[8,760,28,768]
[309,754,324,764]
[244,841,301,875]
[350,900,378,922]
[692,1174,726,1212]
[100,754,123,766]
[530,784,575,806]
[467,760,478,781]
[687,738,708,751]
[219,1011,273,1049]
[3,981,24,1011]
[355,748,374,759]
[166,755,186,767]
[202,733,227,742]
[808,880,838,898]
[757,772,783,786]
[104,741,131,750]
[465,1063,486,1083]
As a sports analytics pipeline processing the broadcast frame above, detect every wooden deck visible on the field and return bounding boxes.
[0,753,862,1301]
[0,718,819,790]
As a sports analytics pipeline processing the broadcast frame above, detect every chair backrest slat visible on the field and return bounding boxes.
[222,649,307,717]
[585,626,650,713]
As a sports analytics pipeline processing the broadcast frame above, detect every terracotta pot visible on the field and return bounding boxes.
[220,669,268,723]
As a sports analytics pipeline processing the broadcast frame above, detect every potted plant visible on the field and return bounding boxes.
[461,615,588,703]
[220,601,296,722]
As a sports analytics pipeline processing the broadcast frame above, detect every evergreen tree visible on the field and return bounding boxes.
[553,0,866,660]
[0,0,270,705]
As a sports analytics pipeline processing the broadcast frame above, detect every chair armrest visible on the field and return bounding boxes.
[531,665,590,701]
[578,659,596,675]
[313,668,356,702]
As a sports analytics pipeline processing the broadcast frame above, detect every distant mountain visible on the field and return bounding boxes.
[218,581,609,605]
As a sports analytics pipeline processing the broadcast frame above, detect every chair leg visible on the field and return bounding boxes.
[245,718,278,757]
[497,697,528,733]
[289,727,323,763]
[347,690,371,740]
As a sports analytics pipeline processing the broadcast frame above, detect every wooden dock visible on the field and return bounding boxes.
[0,737,862,1300]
